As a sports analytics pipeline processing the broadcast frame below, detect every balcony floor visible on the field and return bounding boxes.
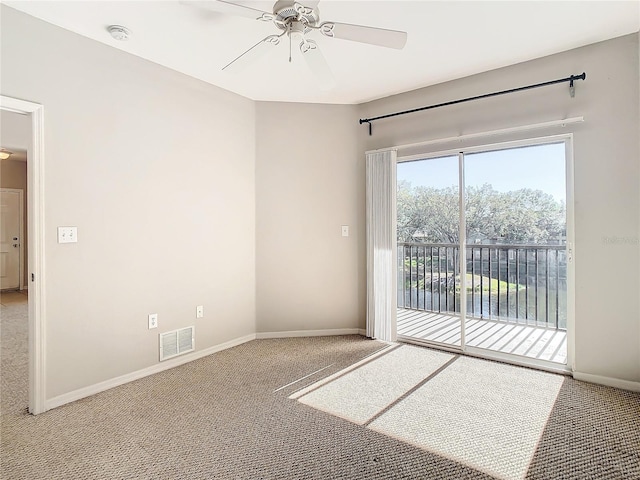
[397,308,567,364]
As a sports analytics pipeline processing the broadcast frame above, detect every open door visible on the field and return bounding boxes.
[0,189,23,290]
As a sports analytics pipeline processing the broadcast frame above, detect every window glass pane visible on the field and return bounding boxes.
[397,156,461,327]
[464,143,567,329]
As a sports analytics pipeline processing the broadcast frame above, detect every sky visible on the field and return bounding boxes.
[397,143,566,202]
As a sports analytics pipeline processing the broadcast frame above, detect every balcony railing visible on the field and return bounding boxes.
[398,242,567,330]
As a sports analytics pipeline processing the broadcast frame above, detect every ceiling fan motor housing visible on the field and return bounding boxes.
[273,0,319,34]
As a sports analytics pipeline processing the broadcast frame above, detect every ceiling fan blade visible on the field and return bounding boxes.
[300,40,336,90]
[181,0,274,21]
[319,22,407,49]
[223,35,281,73]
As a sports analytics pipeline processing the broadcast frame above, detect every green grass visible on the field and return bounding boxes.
[464,273,523,292]
[408,273,523,293]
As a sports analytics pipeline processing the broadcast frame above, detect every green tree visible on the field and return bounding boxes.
[397,182,565,244]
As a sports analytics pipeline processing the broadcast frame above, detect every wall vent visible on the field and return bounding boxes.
[159,326,195,361]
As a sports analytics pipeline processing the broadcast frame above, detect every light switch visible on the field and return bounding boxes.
[341,225,349,237]
[58,226,78,243]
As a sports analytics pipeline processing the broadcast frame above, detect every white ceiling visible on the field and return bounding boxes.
[1,111,29,162]
[5,1,640,104]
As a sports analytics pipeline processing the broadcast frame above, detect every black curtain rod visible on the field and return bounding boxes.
[359,72,586,135]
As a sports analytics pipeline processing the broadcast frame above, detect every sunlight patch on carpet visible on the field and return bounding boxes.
[369,356,564,480]
[297,345,453,425]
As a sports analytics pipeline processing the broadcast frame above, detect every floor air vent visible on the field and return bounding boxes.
[159,326,195,361]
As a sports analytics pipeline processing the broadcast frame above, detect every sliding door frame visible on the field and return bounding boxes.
[397,133,575,374]
[458,152,467,350]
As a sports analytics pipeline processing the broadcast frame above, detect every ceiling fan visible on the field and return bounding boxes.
[183,0,408,88]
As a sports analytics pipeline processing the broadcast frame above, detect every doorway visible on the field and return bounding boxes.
[396,138,572,370]
[0,188,24,290]
[1,95,46,414]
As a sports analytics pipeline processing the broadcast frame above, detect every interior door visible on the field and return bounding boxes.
[0,189,21,290]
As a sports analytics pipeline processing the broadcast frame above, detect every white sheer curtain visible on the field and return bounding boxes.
[365,149,397,342]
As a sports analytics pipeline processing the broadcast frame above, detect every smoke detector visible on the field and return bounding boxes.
[108,25,131,41]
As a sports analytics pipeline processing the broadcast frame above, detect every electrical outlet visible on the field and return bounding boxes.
[148,313,158,329]
[196,305,204,318]
[57,226,78,243]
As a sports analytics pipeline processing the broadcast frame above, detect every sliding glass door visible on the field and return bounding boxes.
[396,155,462,346]
[397,139,569,367]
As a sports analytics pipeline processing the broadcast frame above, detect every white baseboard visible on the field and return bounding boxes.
[45,333,257,411]
[256,328,365,339]
[573,371,640,392]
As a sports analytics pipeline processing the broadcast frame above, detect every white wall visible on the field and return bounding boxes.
[1,109,30,153]
[1,6,256,399]
[255,102,364,333]
[359,34,640,383]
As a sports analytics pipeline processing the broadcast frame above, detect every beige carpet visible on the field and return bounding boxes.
[298,345,454,424]
[1,300,639,479]
[369,355,563,480]
[1,298,29,417]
